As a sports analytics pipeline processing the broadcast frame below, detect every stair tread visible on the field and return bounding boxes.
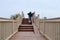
[19,30,34,31]
[19,26,33,27]
[20,30,34,32]
[19,26,33,28]
[20,25,33,26]
[21,24,32,25]
[19,29,33,30]
[18,28,33,29]
[20,27,32,28]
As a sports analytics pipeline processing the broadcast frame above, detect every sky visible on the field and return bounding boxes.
[0,0,60,18]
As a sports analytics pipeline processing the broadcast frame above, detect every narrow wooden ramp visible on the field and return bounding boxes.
[9,18,47,40]
[9,32,46,40]
[9,25,47,40]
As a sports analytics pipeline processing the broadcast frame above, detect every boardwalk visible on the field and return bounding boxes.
[9,32,46,40]
[9,24,47,40]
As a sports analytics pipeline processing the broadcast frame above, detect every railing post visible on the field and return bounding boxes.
[13,20,14,33]
[58,22,60,40]
[37,14,40,29]
[22,11,24,18]
[43,17,47,34]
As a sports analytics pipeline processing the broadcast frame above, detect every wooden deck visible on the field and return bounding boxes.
[9,32,47,40]
[9,24,47,40]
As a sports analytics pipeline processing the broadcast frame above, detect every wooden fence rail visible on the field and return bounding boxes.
[0,14,23,40]
[34,15,60,40]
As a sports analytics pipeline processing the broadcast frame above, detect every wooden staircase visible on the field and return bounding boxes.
[22,18,32,24]
[18,18,34,32]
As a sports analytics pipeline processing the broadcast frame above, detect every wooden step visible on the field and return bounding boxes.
[19,25,33,27]
[19,27,33,29]
[18,29,34,32]
[18,29,33,30]
[18,28,34,30]
[18,30,34,32]
[19,26,33,27]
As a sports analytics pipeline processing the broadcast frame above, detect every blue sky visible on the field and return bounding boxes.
[0,0,60,18]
